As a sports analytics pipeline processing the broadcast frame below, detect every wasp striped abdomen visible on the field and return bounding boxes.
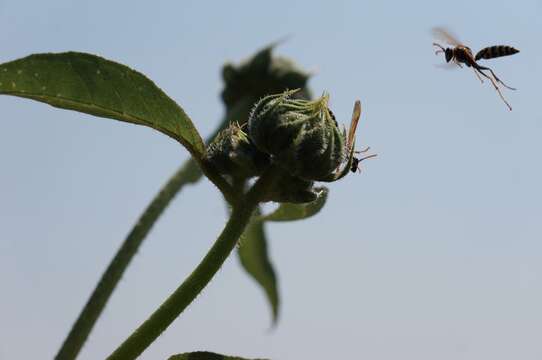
[475,45,519,61]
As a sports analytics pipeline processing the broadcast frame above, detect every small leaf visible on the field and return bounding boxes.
[260,187,329,222]
[0,52,205,156]
[168,351,268,360]
[238,208,279,325]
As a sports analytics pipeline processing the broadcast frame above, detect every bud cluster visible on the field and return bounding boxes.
[205,122,270,180]
[206,90,361,203]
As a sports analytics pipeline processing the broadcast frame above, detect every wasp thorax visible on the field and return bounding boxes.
[205,123,270,179]
[248,90,345,181]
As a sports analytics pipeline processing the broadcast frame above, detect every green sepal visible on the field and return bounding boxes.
[259,187,328,222]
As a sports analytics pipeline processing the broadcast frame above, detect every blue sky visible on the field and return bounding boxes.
[1,1,541,359]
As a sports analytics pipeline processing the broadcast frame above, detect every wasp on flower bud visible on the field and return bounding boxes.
[208,90,375,203]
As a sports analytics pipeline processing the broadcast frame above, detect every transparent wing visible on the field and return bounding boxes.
[347,100,361,150]
[434,63,459,70]
[432,27,463,46]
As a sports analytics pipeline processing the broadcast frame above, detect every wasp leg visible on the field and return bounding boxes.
[474,68,512,111]
[475,64,516,90]
[453,59,464,69]
[472,67,484,84]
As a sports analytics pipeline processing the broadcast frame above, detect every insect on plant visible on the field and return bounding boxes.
[432,27,520,111]
[345,100,377,173]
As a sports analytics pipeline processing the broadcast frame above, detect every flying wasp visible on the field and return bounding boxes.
[432,27,519,111]
[346,100,376,173]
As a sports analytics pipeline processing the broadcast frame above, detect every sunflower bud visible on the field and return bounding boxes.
[248,90,345,181]
[205,123,270,179]
[221,44,311,110]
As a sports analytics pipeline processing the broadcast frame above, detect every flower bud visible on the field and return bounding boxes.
[248,90,345,181]
[205,123,270,179]
[221,44,311,110]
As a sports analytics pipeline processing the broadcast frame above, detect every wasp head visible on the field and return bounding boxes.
[445,48,454,63]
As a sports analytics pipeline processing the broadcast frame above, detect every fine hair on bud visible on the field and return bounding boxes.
[205,122,270,180]
[248,90,345,181]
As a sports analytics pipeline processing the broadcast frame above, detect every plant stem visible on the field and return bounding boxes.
[107,168,278,360]
[196,157,236,204]
[55,97,256,360]
[55,160,199,360]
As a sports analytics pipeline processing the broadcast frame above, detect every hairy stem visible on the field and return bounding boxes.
[196,157,236,203]
[55,97,256,360]
[55,159,200,360]
[107,168,278,360]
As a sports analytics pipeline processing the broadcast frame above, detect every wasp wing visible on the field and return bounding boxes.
[432,27,463,46]
[434,63,459,70]
[347,100,361,151]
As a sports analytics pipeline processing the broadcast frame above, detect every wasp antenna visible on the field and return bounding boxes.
[354,146,371,154]
[433,42,446,55]
[351,152,377,174]
[359,154,378,162]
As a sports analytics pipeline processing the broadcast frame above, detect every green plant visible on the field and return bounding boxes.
[0,44,369,359]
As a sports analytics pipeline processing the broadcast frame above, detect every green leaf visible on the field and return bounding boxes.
[237,189,329,325]
[238,208,279,325]
[0,52,205,156]
[168,352,268,360]
[260,187,329,222]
